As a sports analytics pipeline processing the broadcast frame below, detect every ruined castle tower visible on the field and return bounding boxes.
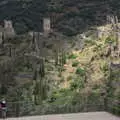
[4,20,15,40]
[0,26,4,45]
[43,18,51,36]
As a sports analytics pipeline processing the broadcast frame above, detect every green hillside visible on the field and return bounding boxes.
[0,23,120,116]
[0,0,120,117]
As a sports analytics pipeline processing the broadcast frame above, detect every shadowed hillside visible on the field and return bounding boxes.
[0,0,120,35]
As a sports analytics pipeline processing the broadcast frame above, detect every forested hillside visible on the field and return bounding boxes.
[0,23,120,116]
[0,0,120,118]
[0,0,120,35]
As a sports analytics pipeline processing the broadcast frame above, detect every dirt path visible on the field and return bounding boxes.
[2,112,120,120]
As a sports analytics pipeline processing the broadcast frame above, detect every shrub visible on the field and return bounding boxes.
[68,54,77,59]
[76,67,85,76]
[100,62,109,73]
[70,78,84,90]
[85,40,96,46]
[72,61,79,67]
[67,75,73,81]
[70,81,78,90]
[60,77,64,83]
[105,36,115,44]
[87,91,102,105]
[93,44,102,51]
[112,105,120,115]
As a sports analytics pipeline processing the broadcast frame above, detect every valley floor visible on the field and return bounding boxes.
[2,112,120,120]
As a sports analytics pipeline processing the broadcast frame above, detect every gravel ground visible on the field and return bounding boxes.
[1,112,120,120]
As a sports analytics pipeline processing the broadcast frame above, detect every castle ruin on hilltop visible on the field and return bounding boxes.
[0,20,15,45]
[0,26,4,45]
[43,18,51,35]
[0,20,15,56]
[4,20,15,40]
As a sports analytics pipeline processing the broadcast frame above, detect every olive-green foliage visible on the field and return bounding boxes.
[67,75,73,81]
[0,85,8,95]
[46,76,85,105]
[14,22,29,34]
[105,36,115,44]
[68,53,77,59]
[112,105,120,115]
[75,67,85,76]
[48,6,64,13]
[85,40,96,46]
[16,58,32,72]
[72,61,79,67]
[60,77,64,83]
[59,51,67,66]
[87,90,103,105]
[100,62,109,73]
[93,44,102,52]
[70,78,84,91]
[47,88,72,104]
[107,67,120,115]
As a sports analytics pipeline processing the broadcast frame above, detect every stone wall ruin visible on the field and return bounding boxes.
[4,20,15,40]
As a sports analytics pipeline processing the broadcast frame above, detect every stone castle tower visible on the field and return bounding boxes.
[0,26,4,45]
[28,17,52,37]
[4,20,15,39]
[43,18,51,35]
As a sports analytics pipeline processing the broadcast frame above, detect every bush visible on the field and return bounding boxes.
[112,105,120,115]
[105,36,115,44]
[72,61,79,67]
[76,67,85,76]
[70,78,84,90]
[85,40,96,46]
[93,44,102,51]
[87,91,102,105]
[60,77,64,83]
[67,75,73,81]
[100,62,109,73]
[70,81,78,90]
[68,54,77,59]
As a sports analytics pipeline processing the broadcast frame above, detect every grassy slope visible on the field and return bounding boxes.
[44,24,120,112]
[0,20,119,115]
